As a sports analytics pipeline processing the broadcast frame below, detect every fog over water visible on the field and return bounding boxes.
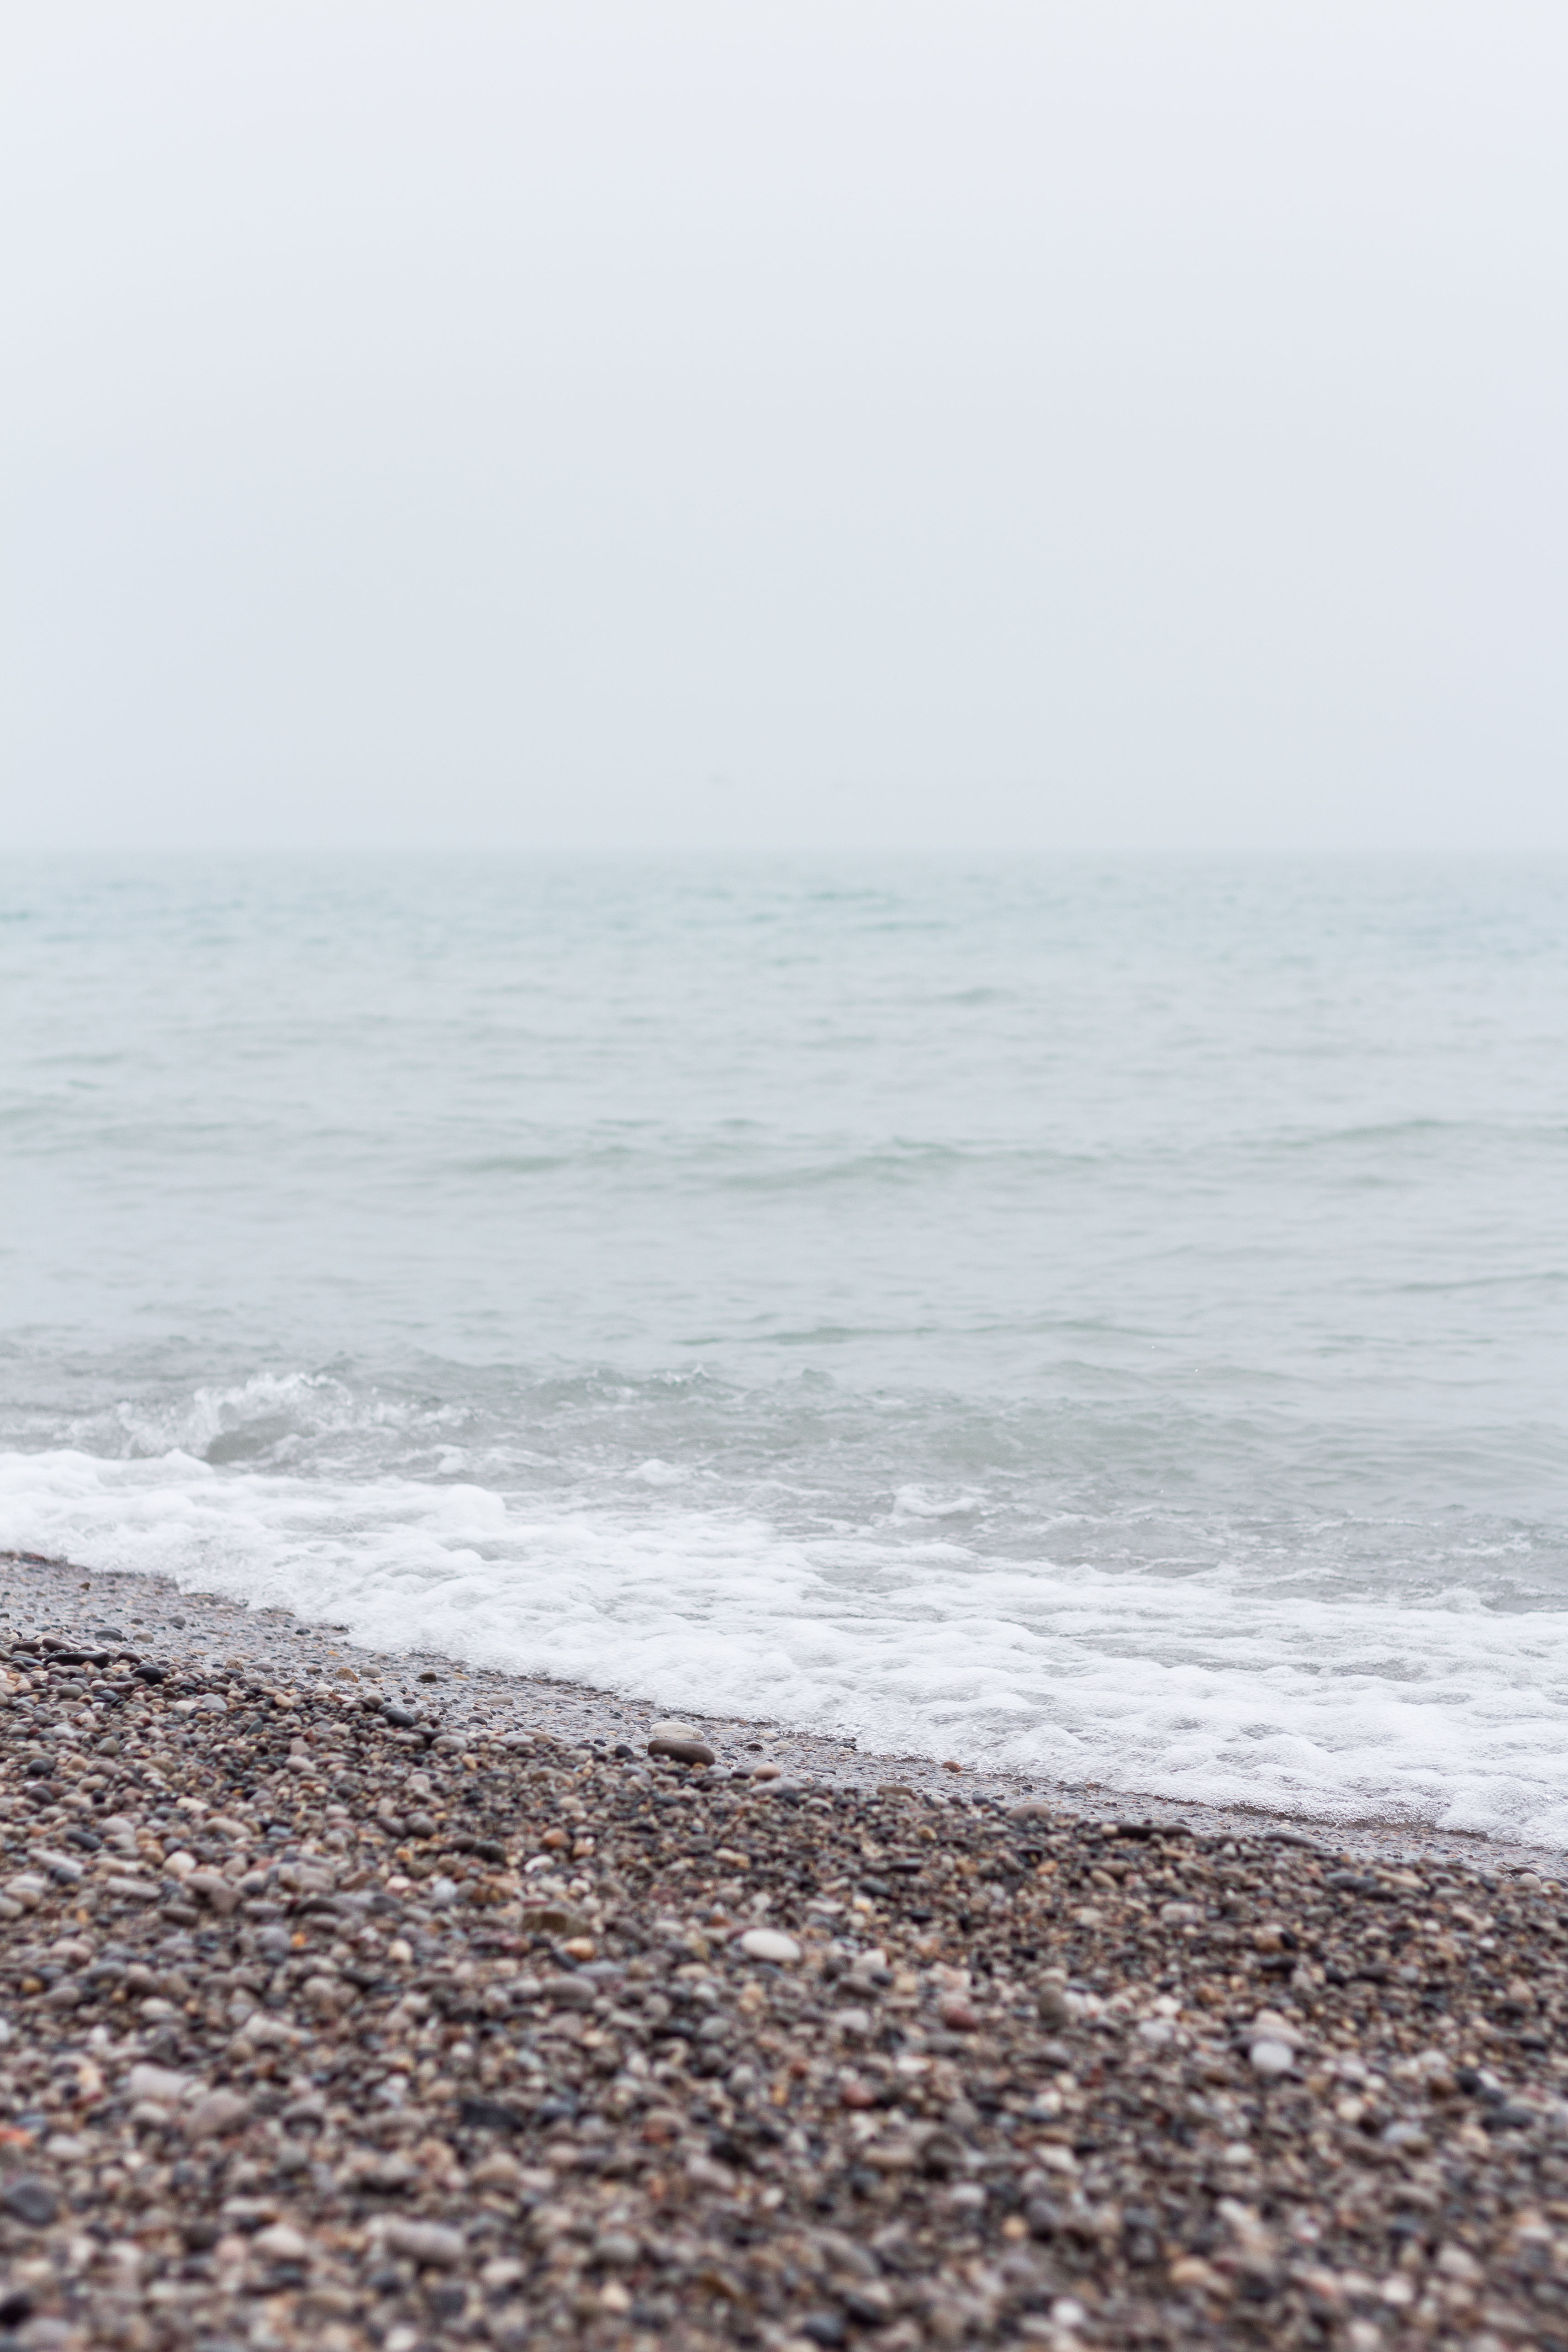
[4,1,1567,853]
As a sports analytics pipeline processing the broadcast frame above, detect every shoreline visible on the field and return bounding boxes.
[3,1548,1557,1886]
[2,1547,1568,2347]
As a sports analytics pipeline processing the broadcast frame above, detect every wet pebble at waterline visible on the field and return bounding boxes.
[0,1616,1567,2344]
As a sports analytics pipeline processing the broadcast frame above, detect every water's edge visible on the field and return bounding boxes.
[12,1548,1563,1884]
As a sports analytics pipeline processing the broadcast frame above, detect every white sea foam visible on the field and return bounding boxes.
[7,1443,1568,1849]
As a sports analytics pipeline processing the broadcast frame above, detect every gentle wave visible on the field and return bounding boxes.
[7,1437,1568,1847]
[5,855,1568,1849]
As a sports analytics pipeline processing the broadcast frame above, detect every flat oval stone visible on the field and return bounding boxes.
[739,1927,801,1964]
[648,1718,702,1741]
[648,1736,715,1766]
[1,2178,57,2229]
[385,2218,466,2268]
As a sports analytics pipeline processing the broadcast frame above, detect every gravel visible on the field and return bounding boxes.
[0,1549,1566,2351]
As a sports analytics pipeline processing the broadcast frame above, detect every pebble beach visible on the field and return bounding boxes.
[1,1550,1568,2352]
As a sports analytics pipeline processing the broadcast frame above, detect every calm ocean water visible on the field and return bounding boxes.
[2,856,1566,1842]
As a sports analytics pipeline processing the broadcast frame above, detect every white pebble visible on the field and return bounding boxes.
[125,2061,192,2109]
[1249,2037,1295,2076]
[252,2222,311,2263]
[738,1927,801,1964]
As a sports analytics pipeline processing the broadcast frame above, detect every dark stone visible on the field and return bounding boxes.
[539,1976,596,2010]
[919,2133,963,2178]
[1483,2104,1538,2133]
[1,2178,58,2228]
[648,1736,716,1767]
[458,2098,523,2134]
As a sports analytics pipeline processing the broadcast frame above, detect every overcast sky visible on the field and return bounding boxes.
[3,2,1565,853]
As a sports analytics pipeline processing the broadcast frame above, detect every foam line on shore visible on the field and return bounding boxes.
[2,1547,1561,1880]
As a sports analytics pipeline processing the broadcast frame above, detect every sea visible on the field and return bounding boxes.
[2,855,1566,1847]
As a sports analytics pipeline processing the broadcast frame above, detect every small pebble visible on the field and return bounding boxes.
[1249,2036,1296,2076]
[253,2222,311,2263]
[383,2219,466,2268]
[738,1926,802,1963]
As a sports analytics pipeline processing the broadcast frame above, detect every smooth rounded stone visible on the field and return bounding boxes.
[539,1974,596,2011]
[1036,1985,1073,2029]
[384,2218,466,2268]
[648,1718,702,1741]
[301,1973,353,2015]
[648,1735,715,1766]
[126,2061,192,2109]
[1,2178,58,2228]
[186,2088,250,2139]
[185,1869,240,1915]
[1249,2037,1295,2077]
[1249,2007,1304,2046]
[738,1926,801,1964]
[252,2221,311,2263]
